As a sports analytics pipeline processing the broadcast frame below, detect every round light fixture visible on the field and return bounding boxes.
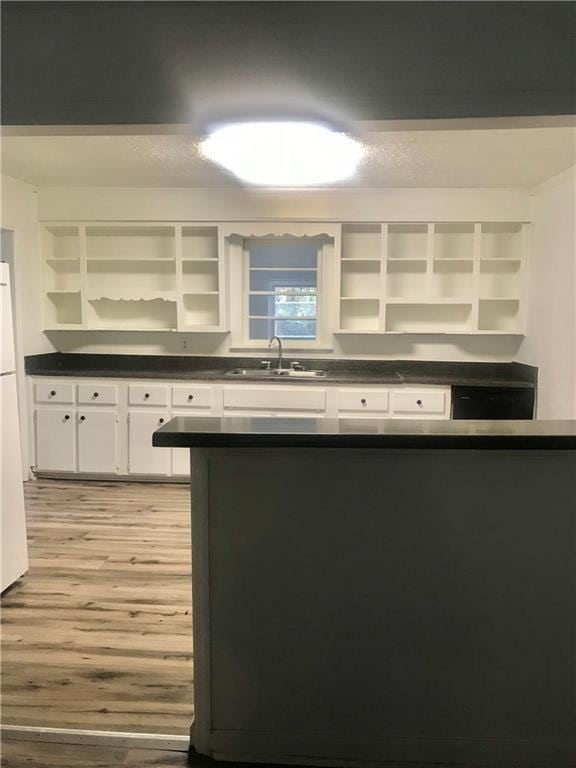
[199,121,365,187]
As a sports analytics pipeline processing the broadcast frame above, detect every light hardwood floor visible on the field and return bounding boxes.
[1,738,193,767]
[1,479,193,735]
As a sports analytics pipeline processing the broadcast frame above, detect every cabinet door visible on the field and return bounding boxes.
[77,410,118,474]
[35,408,76,472]
[170,411,192,476]
[128,411,170,475]
[172,448,191,477]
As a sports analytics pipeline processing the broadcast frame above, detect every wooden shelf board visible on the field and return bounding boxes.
[387,257,428,262]
[43,325,84,331]
[385,298,473,305]
[88,326,178,332]
[341,258,381,263]
[340,296,380,302]
[480,258,522,263]
[87,258,176,264]
[479,297,520,301]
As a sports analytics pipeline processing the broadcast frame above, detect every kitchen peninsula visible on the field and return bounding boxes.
[154,417,576,767]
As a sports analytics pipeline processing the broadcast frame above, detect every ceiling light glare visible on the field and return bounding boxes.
[200,121,365,186]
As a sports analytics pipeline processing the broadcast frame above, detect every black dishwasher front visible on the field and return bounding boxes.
[452,386,535,420]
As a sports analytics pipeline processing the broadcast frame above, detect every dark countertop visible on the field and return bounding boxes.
[25,353,537,389]
[153,417,575,449]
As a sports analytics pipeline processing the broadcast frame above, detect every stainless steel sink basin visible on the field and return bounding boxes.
[225,368,327,379]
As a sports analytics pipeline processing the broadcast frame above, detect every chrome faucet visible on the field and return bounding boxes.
[268,335,283,373]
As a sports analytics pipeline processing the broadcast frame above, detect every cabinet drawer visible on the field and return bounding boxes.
[391,390,446,415]
[336,389,389,413]
[77,383,118,406]
[128,384,169,407]
[172,385,212,409]
[223,386,325,412]
[35,380,74,404]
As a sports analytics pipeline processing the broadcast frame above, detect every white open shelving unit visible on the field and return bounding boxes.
[41,223,226,332]
[337,221,528,335]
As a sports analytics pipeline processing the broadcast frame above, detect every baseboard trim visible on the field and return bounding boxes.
[32,471,189,483]
[0,724,190,752]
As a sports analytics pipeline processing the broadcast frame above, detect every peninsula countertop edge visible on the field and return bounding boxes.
[153,417,576,450]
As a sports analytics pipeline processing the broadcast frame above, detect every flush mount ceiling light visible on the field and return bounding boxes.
[199,121,365,186]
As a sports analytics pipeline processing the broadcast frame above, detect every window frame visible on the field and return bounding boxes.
[237,236,332,350]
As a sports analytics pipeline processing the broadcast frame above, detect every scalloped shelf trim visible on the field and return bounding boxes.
[87,295,177,303]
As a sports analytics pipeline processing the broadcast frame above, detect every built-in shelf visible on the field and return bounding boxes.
[41,219,527,336]
[341,224,381,261]
[388,223,428,260]
[41,222,226,332]
[478,298,521,332]
[86,297,178,331]
[182,226,218,261]
[434,222,474,260]
[336,221,528,334]
[386,302,473,334]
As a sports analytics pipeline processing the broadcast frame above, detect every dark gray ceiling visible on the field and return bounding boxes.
[2,1,575,126]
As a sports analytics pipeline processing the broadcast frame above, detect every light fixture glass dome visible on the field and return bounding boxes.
[200,121,365,186]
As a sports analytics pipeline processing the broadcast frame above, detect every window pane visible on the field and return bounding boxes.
[249,295,274,317]
[249,318,276,340]
[274,319,316,338]
[249,269,317,292]
[249,242,318,269]
[274,294,317,318]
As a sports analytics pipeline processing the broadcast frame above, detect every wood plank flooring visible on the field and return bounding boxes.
[1,738,192,767]
[1,480,193,735]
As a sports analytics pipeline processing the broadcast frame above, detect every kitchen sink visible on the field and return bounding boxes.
[225,368,327,379]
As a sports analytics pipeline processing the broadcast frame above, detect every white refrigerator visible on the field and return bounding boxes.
[1,261,28,591]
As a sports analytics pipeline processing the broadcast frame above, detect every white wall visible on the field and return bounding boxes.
[519,167,576,418]
[38,185,530,224]
[37,185,530,362]
[1,175,54,476]
[2,175,53,356]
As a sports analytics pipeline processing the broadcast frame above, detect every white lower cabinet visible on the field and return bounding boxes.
[31,376,452,478]
[77,409,118,474]
[128,411,171,475]
[35,407,76,472]
[172,448,191,477]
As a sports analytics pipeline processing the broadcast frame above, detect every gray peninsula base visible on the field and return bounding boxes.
[182,446,576,767]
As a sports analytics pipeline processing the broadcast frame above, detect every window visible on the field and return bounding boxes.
[246,239,320,342]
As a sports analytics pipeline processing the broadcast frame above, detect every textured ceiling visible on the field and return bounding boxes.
[2,127,575,189]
